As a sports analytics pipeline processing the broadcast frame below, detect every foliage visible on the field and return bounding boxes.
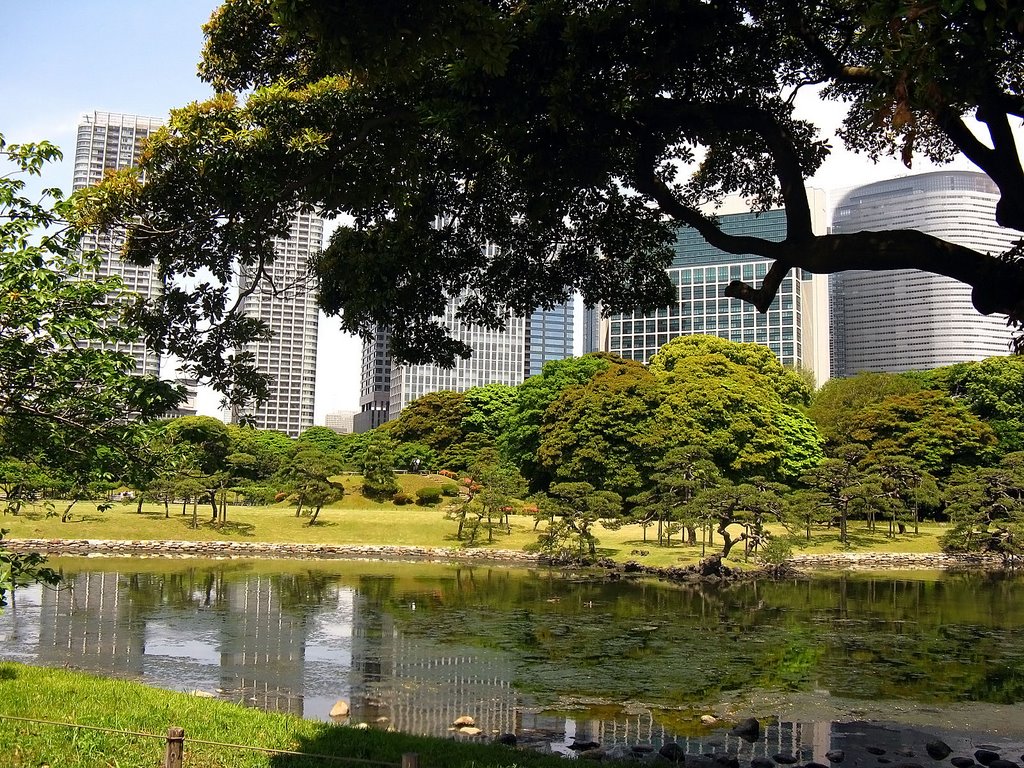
[847,390,997,478]
[0,529,60,610]
[0,134,182,477]
[809,372,922,448]
[534,481,622,559]
[77,0,1024,387]
[415,486,442,505]
[537,358,663,498]
[361,431,399,499]
[386,391,468,456]
[281,445,345,524]
[941,453,1024,561]
[440,482,460,497]
[691,477,791,559]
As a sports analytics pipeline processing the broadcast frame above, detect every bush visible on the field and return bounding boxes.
[393,492,414,505]
[757,535,794,567]
[416,486,442,505]
[440,483,460,497]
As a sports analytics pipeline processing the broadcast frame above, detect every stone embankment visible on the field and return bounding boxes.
[787,552,1005,571]
[2,538,547,564]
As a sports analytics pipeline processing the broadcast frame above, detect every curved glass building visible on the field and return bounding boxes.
[829,171,1016,377]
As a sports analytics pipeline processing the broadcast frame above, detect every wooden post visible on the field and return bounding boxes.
[164,726,185,768]
[401,753,420,768]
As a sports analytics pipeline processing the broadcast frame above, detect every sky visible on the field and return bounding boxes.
[2,1,982,422]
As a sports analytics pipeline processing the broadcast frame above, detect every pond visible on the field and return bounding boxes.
[1,557,1023,759]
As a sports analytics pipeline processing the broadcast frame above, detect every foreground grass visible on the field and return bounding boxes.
[1,474,950,568]
[0,662,574,768]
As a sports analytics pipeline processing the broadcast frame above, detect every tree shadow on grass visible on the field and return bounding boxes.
[180,519,256,538]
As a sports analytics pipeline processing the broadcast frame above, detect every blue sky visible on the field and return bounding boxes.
[3,0,362,419]
[4,2,987,421]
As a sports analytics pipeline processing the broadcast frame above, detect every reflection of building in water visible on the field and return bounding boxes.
[36,571,145,677]
[349,592,520,736]
[219,575,309,716]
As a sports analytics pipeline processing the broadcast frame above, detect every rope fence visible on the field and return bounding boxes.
[0,714,419,768]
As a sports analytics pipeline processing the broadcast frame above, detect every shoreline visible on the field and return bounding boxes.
[3,537,1010,572]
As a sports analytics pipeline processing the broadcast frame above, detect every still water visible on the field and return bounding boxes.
[2,558,1024,756]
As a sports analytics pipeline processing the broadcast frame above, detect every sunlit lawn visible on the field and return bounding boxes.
[1,473,947,566]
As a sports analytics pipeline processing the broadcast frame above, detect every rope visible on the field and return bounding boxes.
[0,714,402,767]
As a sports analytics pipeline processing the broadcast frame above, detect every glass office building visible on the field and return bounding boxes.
[607,192,831,385]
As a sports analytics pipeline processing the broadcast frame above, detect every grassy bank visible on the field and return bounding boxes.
[0,473,950,568]
[0,662,576,768]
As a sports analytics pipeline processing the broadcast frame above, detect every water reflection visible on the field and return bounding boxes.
[2,560,1024,753]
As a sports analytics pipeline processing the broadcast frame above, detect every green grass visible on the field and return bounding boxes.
[0,473,949,567]
[0,662,576,767]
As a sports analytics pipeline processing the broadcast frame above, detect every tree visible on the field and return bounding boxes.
[691,478,791,560]
[809,372,922,449]
[534,482,622,559]
[847,390,997,479]
[503,354,616,489]
[281,446,345,524]
[448,448,526,544]
[1,134,182,476]
[80,0,1024,385]
[941,453,1024,562]
[536,358,664,499]
[627,446,721,547]
[1,132,180,596]
[361,431,399,499]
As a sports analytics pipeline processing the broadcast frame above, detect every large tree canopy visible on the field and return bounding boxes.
[79,0,1024,383]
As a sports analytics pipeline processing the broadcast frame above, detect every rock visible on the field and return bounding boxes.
[633,745,655,754]
[354,722,369,730]
[495,733,517,746]
[976,752,1001,766]
[807,762,830,768]
[452,715,476,727]
[927,742,953,760]
[752,758,776,768]
[660,742,687,762]
[988,761,1018,768]
[773,755,800,765]
[580,748,606,760]
[702,714,720,726]
[715,754,740,768]
[606,744,636,761]
[826,750,846,763]
[570,741,601,751]
[188,689,215,698]
[457,726,482,736]
[895,750,916,758]
[730,717,762,743]
[868,748,887,756]
[329,700,350,718]
[950,759,975,768]
[893,763,924,768]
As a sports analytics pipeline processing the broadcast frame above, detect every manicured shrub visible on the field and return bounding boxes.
[393,492,414,505]
[416,486,442,505]
[440,483,460,497]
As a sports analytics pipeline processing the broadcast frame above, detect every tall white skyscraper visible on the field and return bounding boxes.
[830,171,1016,377]
[72,111,164,377]
[234,213,323,437]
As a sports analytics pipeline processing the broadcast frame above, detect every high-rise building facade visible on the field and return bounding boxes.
[525,302,575,377]
[354,301,574,429]
[607,192,831,385]
[234,213,323,436]
[388,301,528,419]
[72,111,164,377]
[354,328,393,433]
[829,171,1016,377]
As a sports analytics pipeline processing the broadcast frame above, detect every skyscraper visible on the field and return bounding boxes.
[354,327,393,433]
[829,171,1016,377]
[354,301,575,429]
[388,300,528,419]
[606,192,831,385]
[233,213,323,437]
[72,111,164,377]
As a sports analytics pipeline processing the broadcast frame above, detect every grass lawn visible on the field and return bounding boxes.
[0,662,575,768]
[0,472,951,567]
